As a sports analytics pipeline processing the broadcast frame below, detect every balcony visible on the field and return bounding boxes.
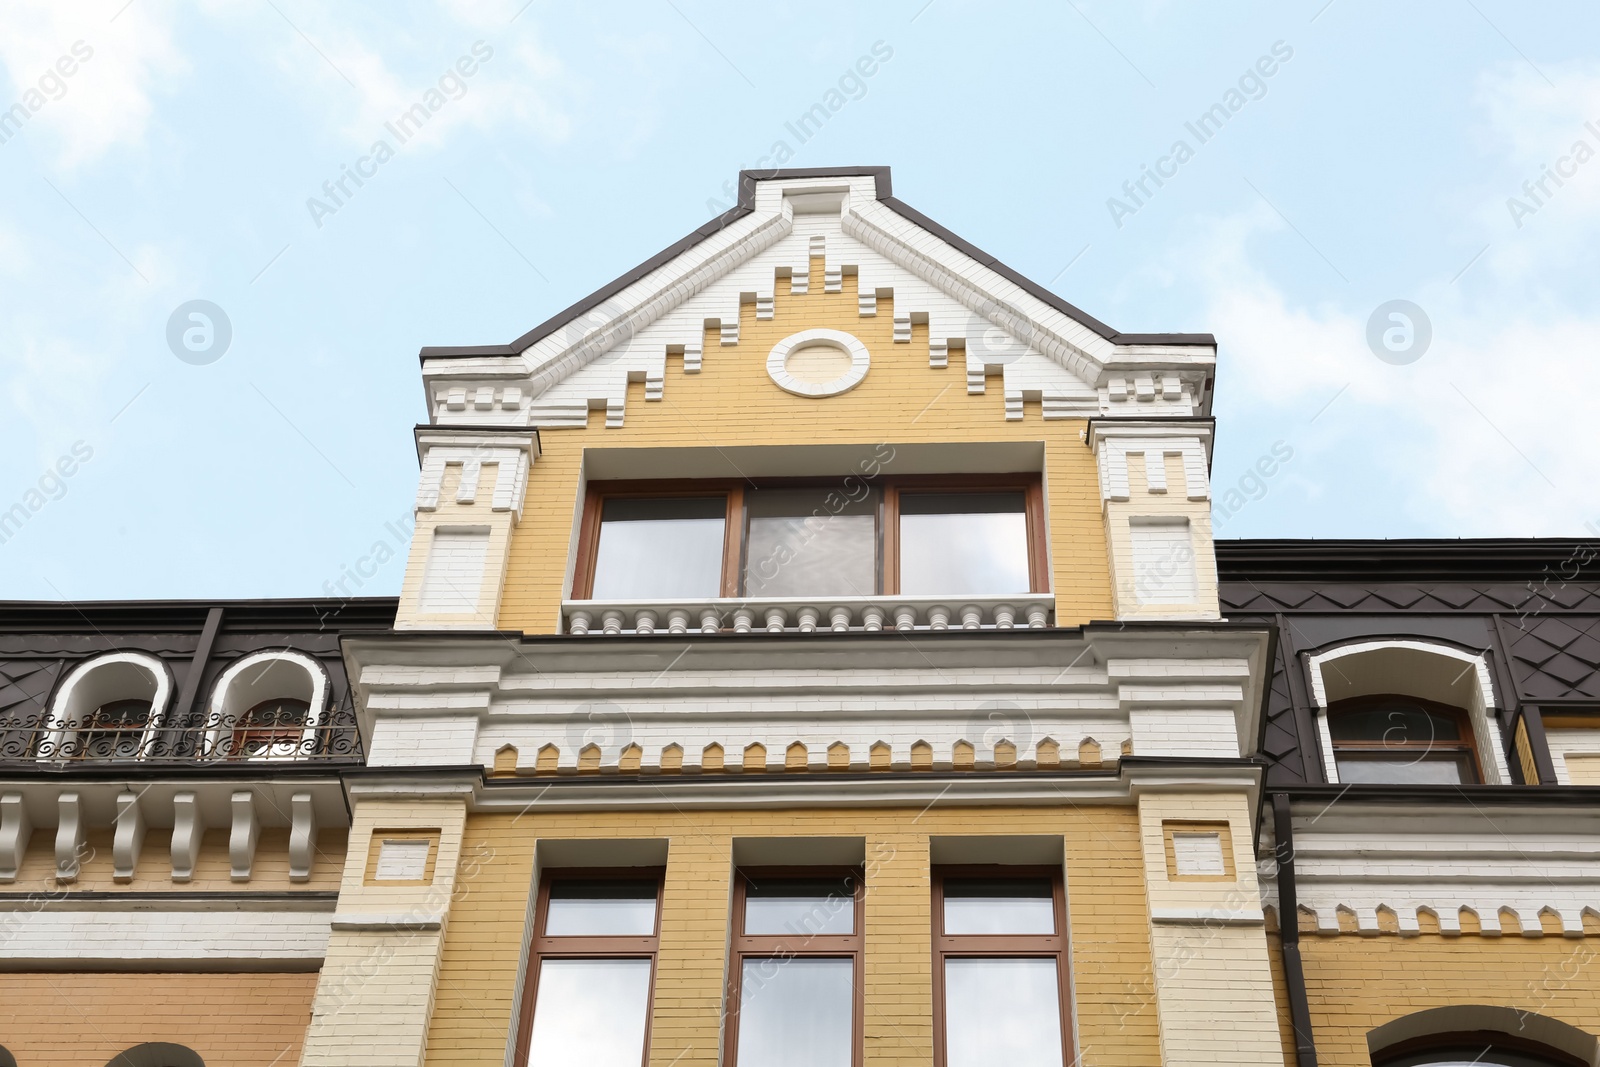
[0,705,364,764]
[562,593,1055,636]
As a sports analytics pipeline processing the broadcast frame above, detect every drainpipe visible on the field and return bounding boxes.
[1273,792,1319,1067]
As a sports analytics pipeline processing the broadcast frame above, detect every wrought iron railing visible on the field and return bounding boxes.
[0,705,364,763]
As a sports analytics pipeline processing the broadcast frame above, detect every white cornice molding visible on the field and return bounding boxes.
[342,762,1263,815]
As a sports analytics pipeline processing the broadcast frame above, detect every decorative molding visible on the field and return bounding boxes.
[229,790,259,882]
[1089,422,1213,503]
[112,790,146,883]
[55,791,83,882]
[765,328,871,398]
[0,793,31,883]
[289,792,317,883]
[170,791,204,883]
[414,428,540,519]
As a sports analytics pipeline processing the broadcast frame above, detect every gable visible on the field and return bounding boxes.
[420,168,1216,431]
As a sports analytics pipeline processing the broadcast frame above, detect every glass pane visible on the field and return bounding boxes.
[1328,699,1462,743]
[744,488,878,598]
[899,492,1029,596]
[590,497,726,600]
[545,880,657,936]
[944,958,1063,1067]
[1334,753,1471,785]
[743,876,856,936]
[736,957,853,1067]
[943,878,1055,935]
[527,958,651,1067]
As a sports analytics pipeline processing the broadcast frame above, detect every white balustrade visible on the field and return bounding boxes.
[562,595,1055,636]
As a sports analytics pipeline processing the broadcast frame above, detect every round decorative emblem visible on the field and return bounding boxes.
[766,329,870,398]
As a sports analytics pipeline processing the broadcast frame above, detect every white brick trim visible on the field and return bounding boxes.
[765,328,870,398]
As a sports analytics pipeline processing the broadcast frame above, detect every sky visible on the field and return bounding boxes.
[1,0,1598,601]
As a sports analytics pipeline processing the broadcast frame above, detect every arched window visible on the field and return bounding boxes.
[43,652,173,761]
[1327,695,1481,785]
[1369,1006,1596,1067]
[79,698,155,759]
[203,651,328,761]
[1305,639,1511,784]
[233,697,313,759]
[105,1043,206,1067]
[1375,1034,1585,1066]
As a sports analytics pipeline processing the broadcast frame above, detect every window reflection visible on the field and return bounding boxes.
[743,876,856,936]
[545,880,658,937]
[943,958,1063,1067]
[735,958,854,1067]
[526,958,652,1067]
[1327,696,1480,786]
[942,878,1055,935]
[743,488,878,598]
[590,497,726,600]
[898,492,1029,596]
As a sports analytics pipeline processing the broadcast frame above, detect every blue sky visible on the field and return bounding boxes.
[2,0,1598,600]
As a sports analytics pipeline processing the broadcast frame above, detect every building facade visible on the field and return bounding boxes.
[2,168,1598,1067]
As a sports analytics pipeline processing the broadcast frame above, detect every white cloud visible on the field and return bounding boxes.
[219,1,571,156]
[0,0,186,167]
[1186,62,1600,537]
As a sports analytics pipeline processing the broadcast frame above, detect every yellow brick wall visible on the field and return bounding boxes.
[496,263,1114,633]
[1300,933,1600,1064]
[0,972,319,1067]
[423,805,1158,1067]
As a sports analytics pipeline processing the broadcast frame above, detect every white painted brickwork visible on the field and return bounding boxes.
[1261,805,1600,938]
[1130,519,1198,605]
[0,907,331,964]
[346,631,1271,776]
[418,528,489,613]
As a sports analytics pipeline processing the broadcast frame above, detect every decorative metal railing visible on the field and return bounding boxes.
[562,593,1056,636]
[0,704,364,763]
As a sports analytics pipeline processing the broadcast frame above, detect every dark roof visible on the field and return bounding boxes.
[0,598,398,634]
[1217,538,1600,583]
[418,166,1216,361]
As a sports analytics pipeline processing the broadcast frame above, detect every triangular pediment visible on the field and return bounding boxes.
[420,168,1215,428]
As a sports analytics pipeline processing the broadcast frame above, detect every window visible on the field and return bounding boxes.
[1328,695,1481,785]
[590,496,728,600]
[725,869,863,1067]
[932,868,1072,1067]
[78,699,151,759]
[896,492,1030,596]
[517,872,662,1067]
[1376,1038,1585,1066]
[231,697,311,759]
[576,478,1044,601]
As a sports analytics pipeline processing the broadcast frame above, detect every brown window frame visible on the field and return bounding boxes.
[574,475,1048,599]
[1326,694,1483,784]
[514,867,665,1067]
[931,865,1074,1067]
[724,866,865,1067]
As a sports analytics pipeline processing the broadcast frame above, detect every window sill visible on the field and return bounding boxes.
[563,594,1055,635]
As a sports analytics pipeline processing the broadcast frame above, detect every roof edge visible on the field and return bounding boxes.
[418,166,1214,361]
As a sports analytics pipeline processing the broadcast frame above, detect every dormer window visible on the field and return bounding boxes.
[78,699,153,759]
[204,651,329,761]
[233,697,313,759]
[1327,695,1481,785]
[576,477,1044,602]
[41,652,173,762]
